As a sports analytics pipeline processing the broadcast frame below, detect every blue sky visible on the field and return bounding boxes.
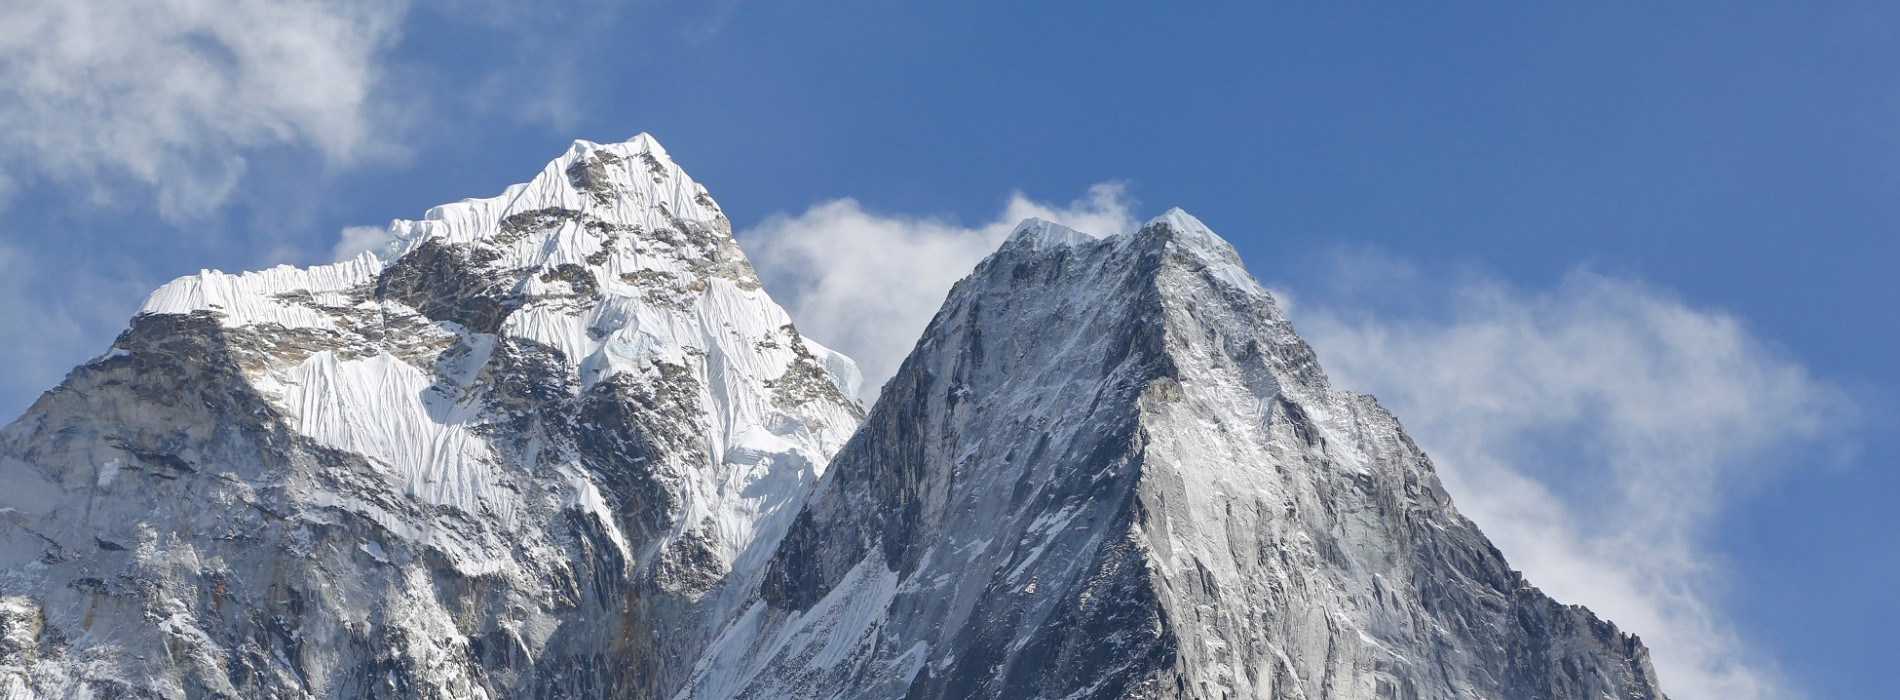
[0,2,1894,697]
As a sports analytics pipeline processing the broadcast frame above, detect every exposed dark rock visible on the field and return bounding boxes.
[376,239,521,334]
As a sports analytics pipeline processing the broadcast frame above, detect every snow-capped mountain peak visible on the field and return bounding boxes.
[1,135,862,697]
[1141,206,1241,258]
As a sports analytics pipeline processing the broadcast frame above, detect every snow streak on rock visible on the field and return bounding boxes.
[0,135,861,698]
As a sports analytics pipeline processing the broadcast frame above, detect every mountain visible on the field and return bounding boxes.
[0,136,1667,699]
[679,213,1667,699]
[0,135,862,698]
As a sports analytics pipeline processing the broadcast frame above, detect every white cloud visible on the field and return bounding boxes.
[0,0,407,219]
[741,183,1137,402]
[1283,257,1851,700]
[331,224,391,262]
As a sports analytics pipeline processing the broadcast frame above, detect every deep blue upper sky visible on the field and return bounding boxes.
[1,3,1893,697]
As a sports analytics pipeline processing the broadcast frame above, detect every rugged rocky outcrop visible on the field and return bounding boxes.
[0,135,861,698]
[680,213,1667,700]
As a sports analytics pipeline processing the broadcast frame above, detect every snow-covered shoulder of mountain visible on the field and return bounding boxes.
[124,134,863,536]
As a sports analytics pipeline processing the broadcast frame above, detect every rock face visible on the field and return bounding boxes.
[0,135,862,698]
[680,213,1668,700]
[0,136,1668,700]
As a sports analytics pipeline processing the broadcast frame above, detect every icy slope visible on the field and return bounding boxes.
[0,135,861,698]
[682,212,1669,699]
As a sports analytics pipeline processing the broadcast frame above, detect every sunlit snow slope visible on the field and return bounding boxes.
[0,135,861,698]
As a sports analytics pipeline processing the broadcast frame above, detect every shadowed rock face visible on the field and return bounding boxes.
[0,136,862,699]
[683,215,1668,700]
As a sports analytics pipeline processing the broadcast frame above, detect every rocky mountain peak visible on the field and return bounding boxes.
[686,210,1666,699]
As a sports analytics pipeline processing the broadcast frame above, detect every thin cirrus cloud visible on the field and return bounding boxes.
[0,0,408,220]
[746,195,1849,700]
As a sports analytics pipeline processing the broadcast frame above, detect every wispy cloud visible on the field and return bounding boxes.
[1279,253,1853,700]
[0,0,408,220]
[741,183,1137,401]
[442,0,659,133]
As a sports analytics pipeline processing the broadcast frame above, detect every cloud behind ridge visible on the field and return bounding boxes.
[742,183,1138,402]
[1282,255,1852,700]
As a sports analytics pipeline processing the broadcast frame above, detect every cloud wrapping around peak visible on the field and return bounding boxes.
[0,0,407,219]
[742,183,1137,402]
[1282,256,1852,700]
